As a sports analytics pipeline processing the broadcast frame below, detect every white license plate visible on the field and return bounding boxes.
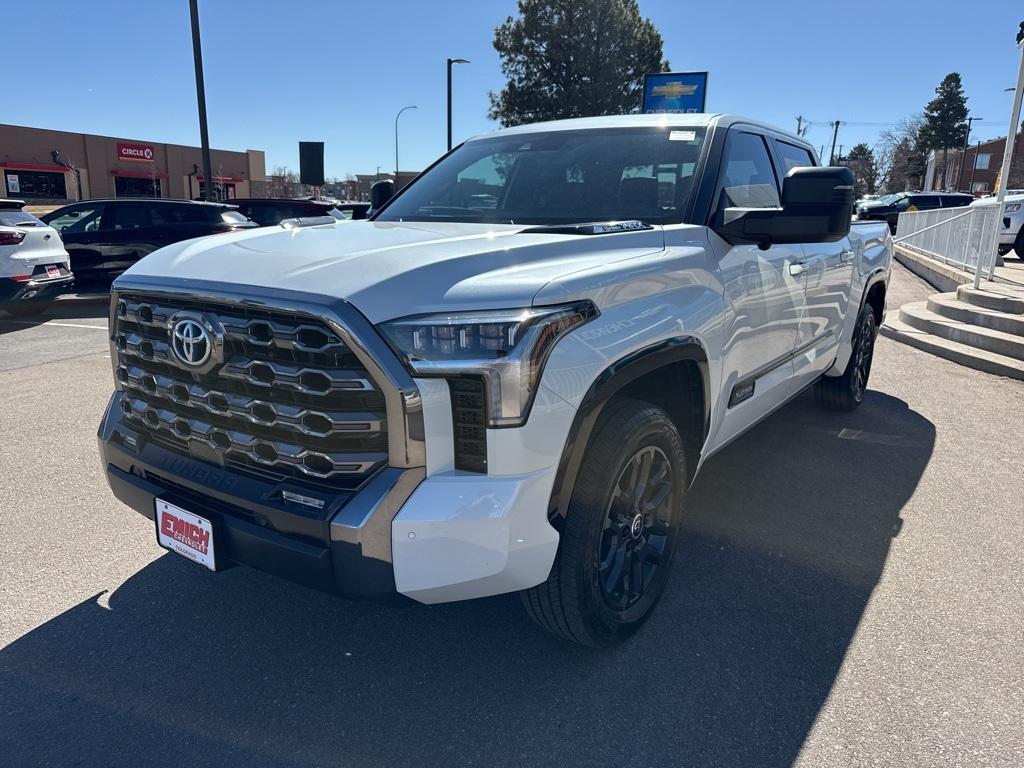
[45,266,60,279]
[155,499,216,571]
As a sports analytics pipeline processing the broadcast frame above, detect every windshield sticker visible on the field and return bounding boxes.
[669,130,697,142]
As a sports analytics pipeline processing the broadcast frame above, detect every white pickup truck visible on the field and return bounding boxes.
[98,114,892,646]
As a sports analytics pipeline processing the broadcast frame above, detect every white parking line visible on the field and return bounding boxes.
[0,319,107,330]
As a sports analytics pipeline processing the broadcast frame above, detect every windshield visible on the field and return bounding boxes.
[376,127,707,226]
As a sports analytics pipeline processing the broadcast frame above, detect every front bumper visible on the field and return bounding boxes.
[100,391,562,604]
[99,396,422,602]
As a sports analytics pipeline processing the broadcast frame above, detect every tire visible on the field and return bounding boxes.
[1014,228,1024,261]
[816,301,877,411]
[521,399,686,647]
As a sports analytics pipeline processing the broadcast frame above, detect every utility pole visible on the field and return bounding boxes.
[956,116,983,191]
[796,115,804,136]
[828,120,841,165]
[968,140,981,193]
[189,0,214,202]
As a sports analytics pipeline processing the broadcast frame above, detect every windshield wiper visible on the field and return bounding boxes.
[520,220,654,235]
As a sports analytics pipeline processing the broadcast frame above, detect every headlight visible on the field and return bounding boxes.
[378,301,598,426]
[1006,202,1021,214]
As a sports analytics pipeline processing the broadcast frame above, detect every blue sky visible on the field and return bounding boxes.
[6,1,1024,177]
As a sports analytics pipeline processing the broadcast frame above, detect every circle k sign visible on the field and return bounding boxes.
[117,142,155,162]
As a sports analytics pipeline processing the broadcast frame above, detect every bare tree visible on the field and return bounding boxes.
[267,165,300,198]
[875,115,926,193]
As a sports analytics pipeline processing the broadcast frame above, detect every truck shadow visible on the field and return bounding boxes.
[0,389,934,768]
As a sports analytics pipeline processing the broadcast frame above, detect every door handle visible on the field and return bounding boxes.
[788,261,806,277]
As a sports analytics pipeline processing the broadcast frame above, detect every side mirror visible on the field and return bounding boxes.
[715,166,855,248]
[369,179,395,211]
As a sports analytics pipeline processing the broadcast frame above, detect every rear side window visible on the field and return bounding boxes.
[774,140,816,172]
[914,196,941,209]
[149,204,223,224]
[717,132,781,210]
[0,211,44,227]
[111,204,149,230]
[942,196,972,208]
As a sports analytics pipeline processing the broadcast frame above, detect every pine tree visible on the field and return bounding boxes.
[918,73,969,189]
[488,0,668,127]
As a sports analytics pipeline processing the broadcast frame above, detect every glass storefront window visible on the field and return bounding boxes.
[4,170,67,199]
[114,176,161,197]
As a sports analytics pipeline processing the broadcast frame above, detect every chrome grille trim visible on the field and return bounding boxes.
[120,396,383,478]
[118,364,384,437]
[108,277,425,484]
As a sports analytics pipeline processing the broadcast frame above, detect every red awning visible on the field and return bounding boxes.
[111,169,168,179]
[1,162,71,173]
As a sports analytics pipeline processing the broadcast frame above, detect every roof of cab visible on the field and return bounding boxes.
[465,112,809,150]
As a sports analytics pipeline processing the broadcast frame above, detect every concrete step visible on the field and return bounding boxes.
[899,302,1024,361]
[880,316,1024,381]
[956,285,1024,314]
[927,293,1024,336]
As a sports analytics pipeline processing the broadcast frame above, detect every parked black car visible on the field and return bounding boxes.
[227,198,370,226]
[856,191,974,233]
[41,199,256,284]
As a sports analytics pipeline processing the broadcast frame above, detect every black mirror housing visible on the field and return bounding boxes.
[715,166,855,247]
[369,179,395,211]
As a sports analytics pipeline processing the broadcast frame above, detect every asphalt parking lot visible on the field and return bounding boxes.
[1,270,1022,768]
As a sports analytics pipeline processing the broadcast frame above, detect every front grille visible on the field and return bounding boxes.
[112,292,388,489]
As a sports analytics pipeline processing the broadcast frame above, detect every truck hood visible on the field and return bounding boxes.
[122,220,668,323]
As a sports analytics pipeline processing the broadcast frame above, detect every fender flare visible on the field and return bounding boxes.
[859,268,888,323]
[547,336,710,527]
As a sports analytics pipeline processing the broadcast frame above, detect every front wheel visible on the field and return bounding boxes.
[816,302,877,411]
[521,399,686,646]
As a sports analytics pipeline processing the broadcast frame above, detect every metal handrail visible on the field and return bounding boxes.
[891,208,975,244]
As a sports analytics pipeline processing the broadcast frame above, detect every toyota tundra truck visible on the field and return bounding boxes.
[98,114,891,646]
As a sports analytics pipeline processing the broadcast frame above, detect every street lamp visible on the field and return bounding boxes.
[395,104,418,179]
[957,116,983,191]
[447,58,470,151]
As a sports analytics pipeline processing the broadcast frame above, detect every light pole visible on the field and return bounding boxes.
[189,0,213,201]
[956,116,983,191]
[395,104,417,180]
[447,58,469,151]
[976,20,1024,289]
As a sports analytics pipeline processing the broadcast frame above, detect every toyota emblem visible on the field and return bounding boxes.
[171,319,211,367]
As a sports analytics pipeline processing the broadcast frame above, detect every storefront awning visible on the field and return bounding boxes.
[1,162,71,173]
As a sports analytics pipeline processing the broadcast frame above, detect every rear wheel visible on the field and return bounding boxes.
[816,301,877,411]
[521,399,686,646]
[1014,228,1024,261]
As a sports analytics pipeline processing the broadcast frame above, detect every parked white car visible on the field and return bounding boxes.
[98,114,892,645]
[0,199,73,316]
[971,192,1024,258]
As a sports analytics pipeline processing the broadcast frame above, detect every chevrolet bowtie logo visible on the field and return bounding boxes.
[652,81,698,98]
